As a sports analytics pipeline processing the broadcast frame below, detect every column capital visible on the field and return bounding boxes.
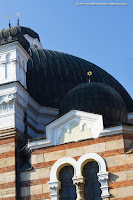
[72,176,85,184]
[72,176,85,200]
[97,172,110,199]
[48,180,61,200]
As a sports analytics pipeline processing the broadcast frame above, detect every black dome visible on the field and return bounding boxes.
[59,82,127,127]
[26,47,133,112]
[0,26,40,52]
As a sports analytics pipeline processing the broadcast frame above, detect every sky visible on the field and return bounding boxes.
[0,0,133,99]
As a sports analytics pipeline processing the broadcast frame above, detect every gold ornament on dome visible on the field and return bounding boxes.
[87,71,92,82]
[87,71,92,76]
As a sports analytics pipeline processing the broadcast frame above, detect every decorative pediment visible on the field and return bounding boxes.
[46,110,104,145]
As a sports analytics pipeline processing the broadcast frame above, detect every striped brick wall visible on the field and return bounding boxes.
[0,137,16,200]
[20,133,133,200]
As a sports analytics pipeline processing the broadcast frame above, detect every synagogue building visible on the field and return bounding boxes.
[0,24,133,200]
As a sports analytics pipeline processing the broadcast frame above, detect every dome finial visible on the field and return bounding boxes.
[8,15,11,28]
[87,71,92,82]
[16,12,20,26]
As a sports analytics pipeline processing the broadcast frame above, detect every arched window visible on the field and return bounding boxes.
[49,154,109,200]
[59,166,77,200]
[83,161,102,200]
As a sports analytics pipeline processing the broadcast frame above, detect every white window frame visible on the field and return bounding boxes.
[48,153,110,200]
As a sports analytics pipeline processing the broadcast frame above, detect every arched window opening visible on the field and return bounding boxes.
[83,161,102,200]
[59,166,77,200]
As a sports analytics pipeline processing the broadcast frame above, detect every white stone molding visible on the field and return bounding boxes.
[100,125,133,137]
[46,110,104,146]
[0,93,16,104]
[77,153,107,176]
[48,153,109,200]
[97,172,109,199]
[0,92,27,112]
[48,157,77,200]
[49,157,77,182]
[0,81,58,139]
[77,153,109,199]
[0,83,28,133]
[25,139,52,155]
[48,181,61,200]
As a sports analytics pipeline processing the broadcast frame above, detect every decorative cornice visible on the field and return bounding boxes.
[100,125,133,137]
[24,139,52,155]
[46,110,104,146]
[24,123,133,153]
[0,92,27,111]
[0,93,16,104]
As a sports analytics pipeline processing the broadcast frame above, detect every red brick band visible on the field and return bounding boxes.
[32,134,123,155]
[32,160,56,170]
[109,180,133,189]
[0,166,15,173]
[32,149,124,170]
[99,148,124,158]
[21,178,133,189]
[0,151,15,159]
[20,170,133,189]
[1,197,16,200]
[0,181,15,189]
[108,164,133,173]
[0,137,15,145]
[111,197,133,200]
[20,177,50,187]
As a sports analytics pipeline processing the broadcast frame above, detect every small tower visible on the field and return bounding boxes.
[0,25,31,199]
[0,28,30,88]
